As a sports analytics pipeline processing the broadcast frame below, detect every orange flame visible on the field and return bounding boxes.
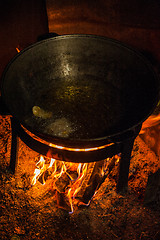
[66,163,88,213]
[31,155,113,213]
[140,114,160,134]
[16,47,20,53]
[31,156,46,185]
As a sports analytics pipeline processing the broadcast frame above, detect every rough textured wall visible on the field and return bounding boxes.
[46,0,160,64]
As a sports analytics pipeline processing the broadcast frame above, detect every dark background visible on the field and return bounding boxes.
[0,0,160,85]
[0,0,48,83]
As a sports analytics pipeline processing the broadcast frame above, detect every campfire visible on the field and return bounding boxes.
[0,112,160,239]
[31,154,120,213]
[6,110,159,215]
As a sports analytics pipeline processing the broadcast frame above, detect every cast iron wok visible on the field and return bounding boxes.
[1,34,159,148]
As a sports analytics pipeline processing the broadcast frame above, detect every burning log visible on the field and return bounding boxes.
[54,172,70,193]
[56,191,72,212]
[30,154,121,212]
[76,161,104,205]
[73,162,96,200]
[38,169,52,185]
[76,156,118,205]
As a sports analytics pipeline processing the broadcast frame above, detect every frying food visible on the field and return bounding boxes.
[46,117,74,138]
[32,106,52,119]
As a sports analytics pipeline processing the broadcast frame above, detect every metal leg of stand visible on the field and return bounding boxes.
[9,118,18,173]
[116,137,135,193]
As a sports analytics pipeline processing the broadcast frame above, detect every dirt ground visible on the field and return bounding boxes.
[0,116,160,240]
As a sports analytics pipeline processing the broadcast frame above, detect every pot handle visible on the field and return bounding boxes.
[37,32,59,41]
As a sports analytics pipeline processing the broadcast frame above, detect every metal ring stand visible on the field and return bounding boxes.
[9,117,141,193]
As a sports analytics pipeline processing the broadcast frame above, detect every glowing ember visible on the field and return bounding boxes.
[31,155,120,213]
[16,47,20,53]
[49,142,113,152]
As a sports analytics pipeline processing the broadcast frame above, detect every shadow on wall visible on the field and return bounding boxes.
[0,0,48,84]
[46,0,160,29]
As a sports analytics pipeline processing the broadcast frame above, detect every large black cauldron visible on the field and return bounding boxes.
[1,34,159,148]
